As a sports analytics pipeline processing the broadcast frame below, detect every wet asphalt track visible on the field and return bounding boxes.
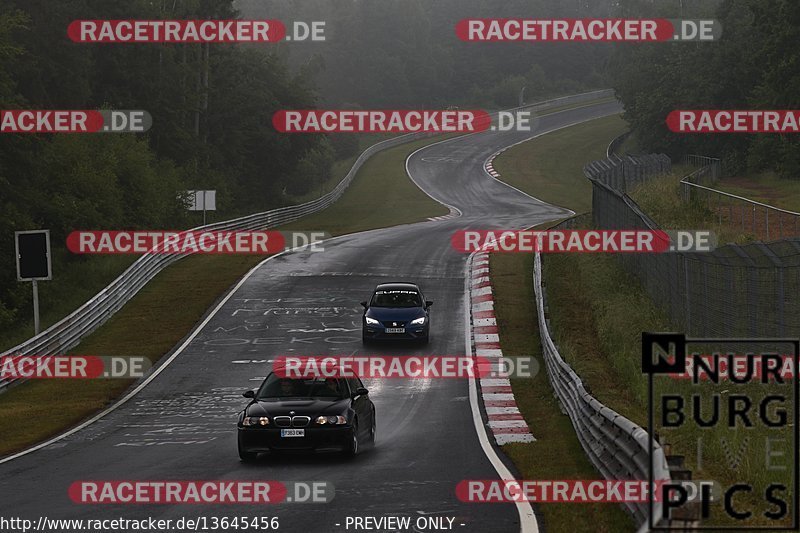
[0,100,622,533]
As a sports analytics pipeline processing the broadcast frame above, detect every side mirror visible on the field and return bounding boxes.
[425,300,433,308]
[353,387,369,398]
[242,390,255,399]
[360,301,368,308]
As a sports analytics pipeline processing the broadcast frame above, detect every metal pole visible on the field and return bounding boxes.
[519,86,526,107]
[32,280,40,335]
[202,190,207,225]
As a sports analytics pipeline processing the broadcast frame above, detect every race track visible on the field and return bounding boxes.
[0,100,622,533]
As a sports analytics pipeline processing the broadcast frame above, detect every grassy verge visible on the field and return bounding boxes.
[279,136,450,235]
[492,114,628,214]
[491,252,634,533]
[0,135,391,354]
[714,171,800,212]
[0,134,449,457]
[493,112,788,527]
[629,171,759,244]
[0,254,138,353]
[0,255,266,454]
[488,113,639,530]
[0,98,617,456]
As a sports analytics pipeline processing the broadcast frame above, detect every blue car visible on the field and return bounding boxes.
[361,282,432,344]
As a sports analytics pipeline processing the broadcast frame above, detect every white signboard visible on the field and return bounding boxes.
[186,190,216,211]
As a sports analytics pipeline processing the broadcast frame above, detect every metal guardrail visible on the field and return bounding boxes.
[0,89,615,393]
[533,248,670,531]
[0,129,431,393]
[606,131,631,159]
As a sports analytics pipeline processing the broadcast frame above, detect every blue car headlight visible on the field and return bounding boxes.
[365,317,380,326]
[410,317,426,326]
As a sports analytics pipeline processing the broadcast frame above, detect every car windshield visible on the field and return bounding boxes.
[370,289,422,308]
[257,374,347,400]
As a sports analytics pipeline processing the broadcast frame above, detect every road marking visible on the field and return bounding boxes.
[0,233,357,465]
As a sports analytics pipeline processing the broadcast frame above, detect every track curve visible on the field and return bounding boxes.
[0,100,622,533]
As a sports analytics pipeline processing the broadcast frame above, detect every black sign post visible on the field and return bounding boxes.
[15,230,52,335]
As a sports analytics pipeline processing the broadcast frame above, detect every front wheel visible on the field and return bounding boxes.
[368,415,376,446]
[344,423,359,457]
[238,440,258,463]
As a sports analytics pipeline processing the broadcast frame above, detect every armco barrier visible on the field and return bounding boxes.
[534,247,671,531]
[586,152,800,338]
[0,89,614,393]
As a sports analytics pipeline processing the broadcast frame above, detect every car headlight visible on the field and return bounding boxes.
[242,416,269,427]
[365,317,380,326]
[410,317,426,325]
[315,415,347,425]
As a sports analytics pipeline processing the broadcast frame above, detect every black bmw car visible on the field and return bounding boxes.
[237,373,376,461]
[361,282,432,344]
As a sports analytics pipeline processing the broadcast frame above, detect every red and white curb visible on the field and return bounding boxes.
[469,252,535,445]
[428,206,461,222]
[483,147,510,179]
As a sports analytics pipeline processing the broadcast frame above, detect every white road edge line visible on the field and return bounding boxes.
[405,135,465,219]
[2,106,620,533]
[464,253,539,533]
[0,234,355,465]
[481,109,622,215]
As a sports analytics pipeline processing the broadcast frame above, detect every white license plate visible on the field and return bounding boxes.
[385,327,405,334]
[281,429,305,438]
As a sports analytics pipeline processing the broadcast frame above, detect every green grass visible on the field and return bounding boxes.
[491,252,634,533]
[0,97,619,457]
[541,252,666,425]
[492,114,628,213]
[629,170,759,244]
[0,254,266,454]
[0,253,138,352]
[616,131,640,155]
[279,137,449,235]
[486,113,639,530]
[0,134,449,457]
[539,248,792,528]
[714,171,800,212]
[491,112,792,527]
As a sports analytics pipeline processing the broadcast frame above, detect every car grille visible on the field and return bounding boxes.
[273,416,311,428]
[381,320,406,327]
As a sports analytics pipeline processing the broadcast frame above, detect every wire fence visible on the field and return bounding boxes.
[585,155,800,338]
[681,155,800,240]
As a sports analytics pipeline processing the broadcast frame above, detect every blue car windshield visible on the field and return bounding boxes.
[370,290,422,308]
